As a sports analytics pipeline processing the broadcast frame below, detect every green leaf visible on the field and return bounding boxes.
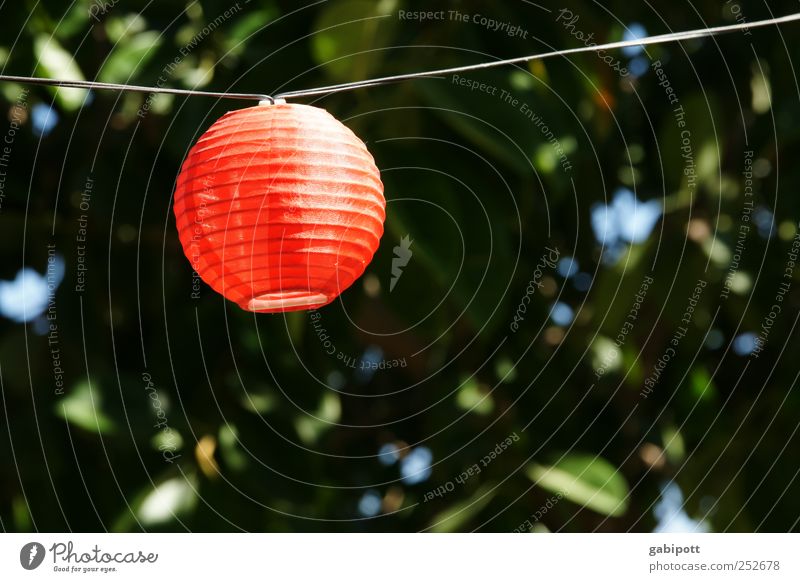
[218,424,247,471]
[223,9,278,56]
[240,386,278,414]
[294,392,341,445]
[55,380,116,434]
[661,426,686,464]
[98,31,162,84]
[751,59,772,114]
[428,485,496,532]
[455,376,494,415]
[534,135,577,174]
[527,454,629,517]
[690,367,716,402]
[112,472,198,532]
[494,356,518,383]
[54,2,92,40]
[178,52,216,88]
[658,94,720,198]
[134,475,197,527]
[12,496,32,531]
[317,391,341,423]
[33,35,88,111]
[312,0,398,81]
[151,428,183,454]
[104,14,148,43]
[590,336,622,374]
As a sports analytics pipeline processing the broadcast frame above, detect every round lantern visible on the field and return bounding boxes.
[173,102,385,313]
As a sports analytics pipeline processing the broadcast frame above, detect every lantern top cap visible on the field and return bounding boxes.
[258,97,286,106]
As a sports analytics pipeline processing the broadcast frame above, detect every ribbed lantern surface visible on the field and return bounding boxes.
[173,103,385,313]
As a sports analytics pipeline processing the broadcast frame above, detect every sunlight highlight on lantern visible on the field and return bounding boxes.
[173,102,386,313]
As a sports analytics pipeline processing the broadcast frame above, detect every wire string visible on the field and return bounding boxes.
[0,12,798,103]
[276,11,800,99]
[0,74,273,102]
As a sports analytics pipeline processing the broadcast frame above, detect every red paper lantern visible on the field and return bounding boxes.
[173,102,385,313]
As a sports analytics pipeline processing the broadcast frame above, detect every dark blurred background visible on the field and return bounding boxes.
[0,0,799,532]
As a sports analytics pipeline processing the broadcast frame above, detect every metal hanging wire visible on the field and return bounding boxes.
[275,12,800,99]
[1,12,798,103]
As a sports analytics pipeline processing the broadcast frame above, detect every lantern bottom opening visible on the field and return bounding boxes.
[244,291,331,312]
